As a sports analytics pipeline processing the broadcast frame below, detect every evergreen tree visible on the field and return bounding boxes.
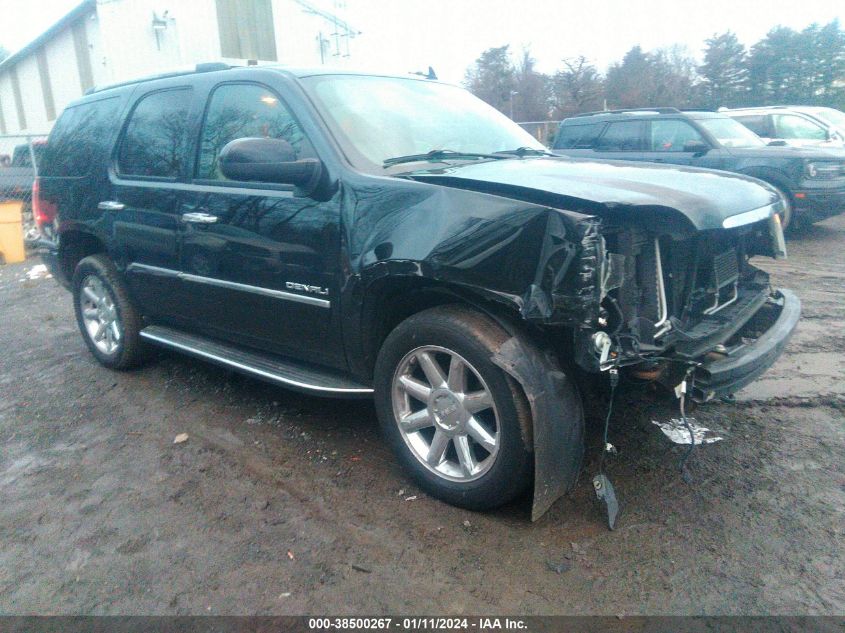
[700,32,748,108]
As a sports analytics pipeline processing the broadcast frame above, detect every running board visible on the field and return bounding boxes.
[140,325,373,397]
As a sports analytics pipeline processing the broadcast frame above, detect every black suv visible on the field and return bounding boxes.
[37,66,799,519]
[552,108,845,229]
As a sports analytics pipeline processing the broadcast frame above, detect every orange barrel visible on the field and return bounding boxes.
[0,200,26,264]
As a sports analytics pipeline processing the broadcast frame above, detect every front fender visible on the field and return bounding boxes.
[491,331,584,520]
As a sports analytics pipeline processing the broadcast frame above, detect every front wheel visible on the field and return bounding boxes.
[374,305,533,510]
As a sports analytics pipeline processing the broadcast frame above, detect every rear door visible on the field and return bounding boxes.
[591,120,647,161]
[177,81,344,369]
[732,114,773,142]
[109,87,195,323]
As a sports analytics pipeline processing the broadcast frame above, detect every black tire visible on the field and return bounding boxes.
[374,305,533,510]
[72,254,145,369]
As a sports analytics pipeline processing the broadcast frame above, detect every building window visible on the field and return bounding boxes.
[215,0,277,61]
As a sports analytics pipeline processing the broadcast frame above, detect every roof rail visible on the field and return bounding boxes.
[86,62,234,95]
[720,105,790,112]
[571,107,682,118]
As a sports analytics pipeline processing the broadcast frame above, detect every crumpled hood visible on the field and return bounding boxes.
[405,156,781,231]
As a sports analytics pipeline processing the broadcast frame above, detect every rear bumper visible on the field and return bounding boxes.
[36,237,70,289]
[691,289,800,402]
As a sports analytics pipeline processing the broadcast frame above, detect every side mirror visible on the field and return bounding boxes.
[683,140,710,154]
[219,137,322,193]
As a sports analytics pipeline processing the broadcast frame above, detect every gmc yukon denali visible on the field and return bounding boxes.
[36,65,800,519]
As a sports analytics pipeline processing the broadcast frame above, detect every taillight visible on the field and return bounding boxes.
[32,177,57,231]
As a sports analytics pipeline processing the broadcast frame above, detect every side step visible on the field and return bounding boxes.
[140,325,373,397]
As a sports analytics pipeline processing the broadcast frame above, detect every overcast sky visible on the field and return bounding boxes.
[2,0,844,84]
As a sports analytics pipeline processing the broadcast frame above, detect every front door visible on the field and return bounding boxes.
[641,119,725,169]
[178,82,344,369]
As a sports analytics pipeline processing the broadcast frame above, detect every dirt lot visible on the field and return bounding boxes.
[1,217,843,616]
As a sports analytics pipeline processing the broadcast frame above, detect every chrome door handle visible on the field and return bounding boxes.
[98,200,125,211]
[181,212,218,224]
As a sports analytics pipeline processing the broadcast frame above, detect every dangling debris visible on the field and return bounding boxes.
[592,474,619,530]
[652,418,723,445]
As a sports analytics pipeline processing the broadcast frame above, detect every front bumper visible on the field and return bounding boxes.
[690,289,800,401]
[795,186,845,223]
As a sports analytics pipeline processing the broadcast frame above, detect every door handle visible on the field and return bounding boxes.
[181,212,218,224]
[98,200,125,211]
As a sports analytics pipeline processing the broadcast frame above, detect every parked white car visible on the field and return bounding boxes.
[721,106,845,148]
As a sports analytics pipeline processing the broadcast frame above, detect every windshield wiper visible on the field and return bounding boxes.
[383,149,508,167]
[493,146,556,157]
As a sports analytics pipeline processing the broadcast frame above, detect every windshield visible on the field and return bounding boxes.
[697,117,766,148]
[808,107,845,129]
[301,75,545,170]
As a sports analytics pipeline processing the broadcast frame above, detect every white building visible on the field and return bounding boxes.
[0,0,361,136]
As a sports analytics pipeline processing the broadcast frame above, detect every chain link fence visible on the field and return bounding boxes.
[0,134,49,248]
[516,121,562,147]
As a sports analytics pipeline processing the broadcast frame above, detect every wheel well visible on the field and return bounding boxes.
[361,277,525,376]
[59,231,106,282]
[738,168,792,199]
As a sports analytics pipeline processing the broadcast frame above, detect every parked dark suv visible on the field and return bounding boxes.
[552,108,845,229]
[37,66,799,519]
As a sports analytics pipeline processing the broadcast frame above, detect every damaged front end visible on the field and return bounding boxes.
[568,209,799,402]
[505,202,799,520]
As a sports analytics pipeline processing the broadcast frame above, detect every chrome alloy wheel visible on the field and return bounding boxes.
[80,275,122,355]
[391,346,500,482]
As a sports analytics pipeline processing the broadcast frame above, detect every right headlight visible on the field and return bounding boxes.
[805,161,845,179]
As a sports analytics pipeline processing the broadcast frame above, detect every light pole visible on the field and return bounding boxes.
[509,90,519,120]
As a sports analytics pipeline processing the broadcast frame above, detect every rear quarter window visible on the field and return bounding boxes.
[117,88,193,179]
[40,97,121,177]
[553,122,604,149]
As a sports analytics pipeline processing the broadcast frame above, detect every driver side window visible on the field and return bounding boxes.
[649,119,705,152]
[196,83,316,181]
[773,114,828,141]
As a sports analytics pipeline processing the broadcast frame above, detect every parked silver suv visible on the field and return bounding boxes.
[722,106,845,148]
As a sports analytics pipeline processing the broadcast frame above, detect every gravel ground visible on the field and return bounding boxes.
[1,216,843,615]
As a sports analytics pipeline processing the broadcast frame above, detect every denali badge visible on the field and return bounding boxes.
[285,282,330,296]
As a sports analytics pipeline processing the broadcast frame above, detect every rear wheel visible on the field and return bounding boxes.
[374,305,533,510]
[72,254,145,369]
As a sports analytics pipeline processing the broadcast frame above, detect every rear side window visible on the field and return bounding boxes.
[595,120,646,151]
[733,115,770,137]
[40,97,121,177]
[553,122,604,149]
[196,83,315,181]
[117,88,192,178]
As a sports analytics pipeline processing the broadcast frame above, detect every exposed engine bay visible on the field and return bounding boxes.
[573,213,792,402]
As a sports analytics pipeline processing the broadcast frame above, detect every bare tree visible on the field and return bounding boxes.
[551,56,604,116]
[512,49,550,121]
